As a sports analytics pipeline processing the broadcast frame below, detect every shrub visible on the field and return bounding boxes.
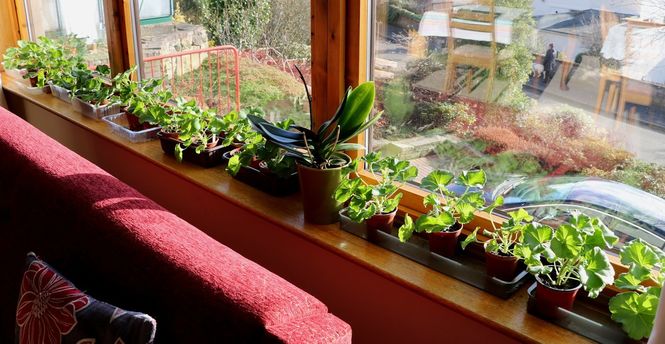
[583,161,665,198]
[198,0,271,49]
[404,54,446,83]
[382,78,415,125]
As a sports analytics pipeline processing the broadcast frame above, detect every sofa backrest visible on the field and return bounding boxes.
[0,106,351,343]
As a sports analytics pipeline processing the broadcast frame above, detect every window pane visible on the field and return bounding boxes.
[371,0,665,251]
[136,0,311,125]
[26,0,109,66]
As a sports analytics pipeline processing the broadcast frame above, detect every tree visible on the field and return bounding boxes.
[198,0,271,50]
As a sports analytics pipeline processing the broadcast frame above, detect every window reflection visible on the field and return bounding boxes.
[372,0,665,249]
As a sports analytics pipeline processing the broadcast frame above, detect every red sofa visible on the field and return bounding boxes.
[0,106,351,343]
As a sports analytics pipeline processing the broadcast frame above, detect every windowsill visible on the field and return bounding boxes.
[1,73,591,343]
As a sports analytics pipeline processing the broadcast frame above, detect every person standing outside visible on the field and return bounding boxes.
[543,43,557,83]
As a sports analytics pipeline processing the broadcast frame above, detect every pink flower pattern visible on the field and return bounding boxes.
[16,261,90,344]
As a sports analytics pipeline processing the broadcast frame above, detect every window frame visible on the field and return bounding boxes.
[4,0,635,282]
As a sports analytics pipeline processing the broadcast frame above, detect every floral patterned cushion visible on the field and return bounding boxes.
[15,253,156,344]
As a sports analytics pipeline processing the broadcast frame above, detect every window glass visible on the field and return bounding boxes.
[371,0,665,249]
[136,0,311,125]
[25,0,110,66]
[140,0,172,19]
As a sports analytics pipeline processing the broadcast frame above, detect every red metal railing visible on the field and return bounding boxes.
[143,46,241,113]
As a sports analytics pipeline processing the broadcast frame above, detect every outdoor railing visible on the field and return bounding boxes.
[143,46,241,113]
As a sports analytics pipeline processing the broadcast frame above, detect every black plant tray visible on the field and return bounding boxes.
[158,134,235,168]
[526,283,636,343]
[339,211,532,299]
[222,151,299,196]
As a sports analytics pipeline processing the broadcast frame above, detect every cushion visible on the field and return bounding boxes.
[15,253,156,344]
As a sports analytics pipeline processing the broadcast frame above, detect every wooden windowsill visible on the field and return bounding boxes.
[1,73,591,344]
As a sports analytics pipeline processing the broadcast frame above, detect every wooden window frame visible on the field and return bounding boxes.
[327,0,632,280]
[6,0,632,280]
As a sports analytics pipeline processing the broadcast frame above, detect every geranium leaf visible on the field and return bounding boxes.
[609,291,659,340]
[421,170,454,193]
[579,247,615,298]
[398,214,415,242]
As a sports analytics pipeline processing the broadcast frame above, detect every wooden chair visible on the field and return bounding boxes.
[615,19,663,124]
[442,0,498,101]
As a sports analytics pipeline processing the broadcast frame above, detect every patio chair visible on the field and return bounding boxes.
[442,0,499,101]
[615,19,663,123]
[594,10,621,115]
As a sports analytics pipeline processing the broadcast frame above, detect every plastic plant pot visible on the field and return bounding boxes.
[429,222,463,257]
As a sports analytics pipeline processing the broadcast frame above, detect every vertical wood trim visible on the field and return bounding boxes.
[0,0,26,72]
[311,0,346,129]
[345,0,369,160]
[13,0,29,40]
[103,0,132,74]
[122,0,137,72]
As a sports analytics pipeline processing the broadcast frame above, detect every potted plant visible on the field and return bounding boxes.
[70,65,120,119]
[111,67,171,131]
[226,118,299,196]
[248,67,381,224]
[609,239,665,341]
[461,206,533,281]
[518,212,618,319]
[157,98,251,167]
[397,169,490,257]
[2,37,62,89]
[335,152,417,232]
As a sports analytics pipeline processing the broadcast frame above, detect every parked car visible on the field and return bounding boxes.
[491,176,665,252]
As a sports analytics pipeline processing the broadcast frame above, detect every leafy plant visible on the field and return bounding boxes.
[398,169,498,242]
[248,67,382,169]
[609,239,665,340]
[111,67,172,125]
[227,117,296,178]
[71,65,114,106]
[461,207,534,257]
[165,98,259,162]
[518,212,619,298]
[3,36,83,87]
[334,152,418,223]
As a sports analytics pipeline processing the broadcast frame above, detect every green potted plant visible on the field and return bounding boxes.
[2,37,62,89]
[247,68,381,224]
[111,67,171,131]
[461,206,533,281]
[335,152,417,232]
[609,239,664,340]
[226,118,299,196]
[157,98,252,167]
[70,65,120,119]
[397,169,491,257]
[518,212,618,319]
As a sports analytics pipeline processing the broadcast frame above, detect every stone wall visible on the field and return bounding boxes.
[141,22,209,79]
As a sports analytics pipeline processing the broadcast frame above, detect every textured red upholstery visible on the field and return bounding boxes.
[0,107,351,343]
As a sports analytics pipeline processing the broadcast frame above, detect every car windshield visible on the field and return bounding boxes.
[498,176,665,251]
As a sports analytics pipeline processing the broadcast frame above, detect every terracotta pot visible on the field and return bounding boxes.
[125,111,143,131]
[534,275,582,319]
[160,131,179,140]
[366,209,397,233]
[29,76,38,87]
[429,222,462,257]
[297,155,350,225]
[484,243,520,281]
